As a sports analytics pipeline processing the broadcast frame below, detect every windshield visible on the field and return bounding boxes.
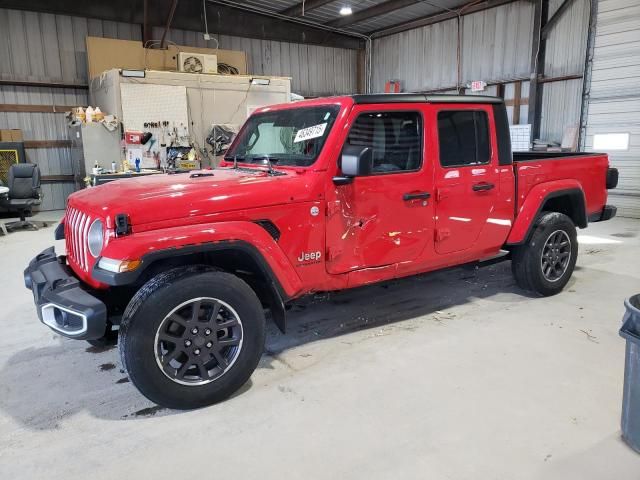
[225,105,340,167]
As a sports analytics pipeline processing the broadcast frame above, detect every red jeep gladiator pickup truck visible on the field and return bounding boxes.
[24,94,618,409]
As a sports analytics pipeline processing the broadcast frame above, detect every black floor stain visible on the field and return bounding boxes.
[611,232,637,238]
[99,363,116,371]
[116,377,130,384]
[132,406,166,417]
[85,344,117,354]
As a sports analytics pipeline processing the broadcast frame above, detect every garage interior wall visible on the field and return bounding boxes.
[371,1,535,93]
[0,8,358,210]
[539,0,590,143]
[152,27,358,98]
[583,0,640,219]
[371,0,592,145]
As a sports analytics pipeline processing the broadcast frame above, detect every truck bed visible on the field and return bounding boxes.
[513,152,610,219]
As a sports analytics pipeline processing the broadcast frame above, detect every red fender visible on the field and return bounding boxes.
[101,221,304,298]
[506,179,585,244]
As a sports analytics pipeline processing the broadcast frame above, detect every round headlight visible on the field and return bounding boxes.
[88,219,104,258]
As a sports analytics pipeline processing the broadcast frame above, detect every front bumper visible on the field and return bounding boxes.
[24,247,108,340]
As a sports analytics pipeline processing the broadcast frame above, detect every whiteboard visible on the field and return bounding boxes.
[120,83,189,132]
[510,124,531,152]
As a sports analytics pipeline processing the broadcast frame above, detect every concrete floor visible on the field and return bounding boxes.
[1,210,639,479]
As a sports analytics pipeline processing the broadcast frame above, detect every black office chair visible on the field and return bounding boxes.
[1,163,48,231]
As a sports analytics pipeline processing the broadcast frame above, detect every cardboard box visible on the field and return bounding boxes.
[86,37,247,79]
[0,129,23,142]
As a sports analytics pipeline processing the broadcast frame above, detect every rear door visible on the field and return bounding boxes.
[325,104,434,274]
[432,105,500,255]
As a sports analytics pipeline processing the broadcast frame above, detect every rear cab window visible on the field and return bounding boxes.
[437,110,491,167]
[345,111,423,174]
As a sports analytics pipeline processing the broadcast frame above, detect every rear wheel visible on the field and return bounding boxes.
[511,212,578,296]
[118,266,266,409]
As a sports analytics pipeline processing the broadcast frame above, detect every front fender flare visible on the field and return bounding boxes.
[93,221,304,299]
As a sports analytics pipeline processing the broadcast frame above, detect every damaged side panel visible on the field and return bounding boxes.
[325,173,434,275]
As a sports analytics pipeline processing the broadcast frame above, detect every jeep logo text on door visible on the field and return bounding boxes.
[297,251,322,265]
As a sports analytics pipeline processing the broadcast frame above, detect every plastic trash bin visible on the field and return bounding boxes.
[620,293,640,453]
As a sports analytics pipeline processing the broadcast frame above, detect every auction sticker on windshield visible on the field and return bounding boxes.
[294,123,327,143]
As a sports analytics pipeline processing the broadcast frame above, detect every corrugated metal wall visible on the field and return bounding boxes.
[371,0,592,146]
[583,0,640,218]
[372,18,458,92]
[371,1,535,92]
[539,78,585,142]
[0,8,357,210]
[539,0,590,143]
[460,3,535,85]
[0,9,142,210]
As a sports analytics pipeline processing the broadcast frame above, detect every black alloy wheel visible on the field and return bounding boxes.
[154,297,243,385]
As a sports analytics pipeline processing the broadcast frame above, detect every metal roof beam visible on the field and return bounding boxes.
[0,0,364,49]
[326,0,422,28]
[281,0,336,17]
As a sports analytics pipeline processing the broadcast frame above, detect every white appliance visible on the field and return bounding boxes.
[90,69,291,167]
[178,52,218,74]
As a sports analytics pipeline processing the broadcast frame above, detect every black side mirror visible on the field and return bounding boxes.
[333,146,373,185]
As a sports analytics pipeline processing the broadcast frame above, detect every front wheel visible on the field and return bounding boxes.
[118,266,266,409]
[511,212,578,296]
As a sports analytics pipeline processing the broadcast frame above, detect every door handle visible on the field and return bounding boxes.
[403,192,431,201]
[472,182,495,192]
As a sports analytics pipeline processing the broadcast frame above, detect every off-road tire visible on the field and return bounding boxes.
[118,265,266,409]
[511,212,578,296]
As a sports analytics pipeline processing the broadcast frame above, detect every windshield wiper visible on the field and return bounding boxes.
[221,154,244,169]
[245,156,281,174]
[223,154,286,175]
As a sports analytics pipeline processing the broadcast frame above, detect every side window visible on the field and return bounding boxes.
[437,110,491,167]
[345,111,422,173]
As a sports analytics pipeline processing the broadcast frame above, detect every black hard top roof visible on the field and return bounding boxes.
[351,94,503,105]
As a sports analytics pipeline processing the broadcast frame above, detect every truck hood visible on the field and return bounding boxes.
[69,168,315,227]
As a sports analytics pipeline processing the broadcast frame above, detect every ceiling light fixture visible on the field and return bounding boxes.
[339,6,353,15]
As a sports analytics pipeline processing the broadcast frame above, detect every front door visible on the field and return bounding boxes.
[325,105,434,274]
[432,105,500,254]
